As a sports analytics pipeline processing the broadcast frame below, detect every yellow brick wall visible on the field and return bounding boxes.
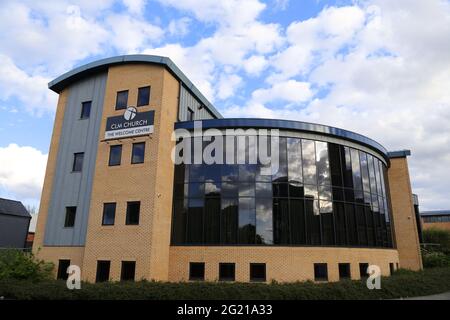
[81,64,179,282]
[388,157,423,270]
[169,246,399,282]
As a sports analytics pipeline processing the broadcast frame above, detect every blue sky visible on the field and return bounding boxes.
[1,0,450,220]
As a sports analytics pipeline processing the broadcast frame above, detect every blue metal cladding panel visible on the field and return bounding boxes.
[174,118,390,163]
[44,72,107,246]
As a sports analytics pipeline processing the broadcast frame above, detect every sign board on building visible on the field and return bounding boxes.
[105,107,155,140]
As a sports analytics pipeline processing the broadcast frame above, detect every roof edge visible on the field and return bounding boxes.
[48,54,222,119]
[175,118,390,163]
[388,150,411,159]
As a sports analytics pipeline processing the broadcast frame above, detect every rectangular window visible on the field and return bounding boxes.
[64,206,76,228]
[57,259,70,280]
[72,152,84,172]
[80,101,91,119]
[187,107,194,121]
[314,263,328,281]
[220,198,238,244]
[137,86,150,107]
[189,262,205,281]
[121,261,136,281]
[126,201,140,225]
[131,142,145,164]
[389,262,395,275]
[338,263,351,280]
[219,263,235,281]
[109,145,122,166]
[102,203,116,226]
[359,263,369,278]
[115,90,128,110]
[287,138,303,184]
[238,197,256,244]
[96,260,110,283]
[250,263,266,282]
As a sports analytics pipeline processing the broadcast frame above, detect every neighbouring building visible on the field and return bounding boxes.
[33,55,422,283]
[420,210,450,232]
[0,198,31,248]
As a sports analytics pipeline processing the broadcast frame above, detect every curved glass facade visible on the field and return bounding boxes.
[171,135,393,248]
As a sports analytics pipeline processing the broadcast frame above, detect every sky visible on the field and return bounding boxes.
[1,0,450,230]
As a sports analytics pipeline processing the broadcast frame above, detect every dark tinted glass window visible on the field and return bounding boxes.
[250,263,266,282]
[96,260,110,283]
[126,201,140,225]
[359,263,369,278]
[290,199,306,244]
[116,90,128,110]
[273,198,289,244]
[189,262,205,280]
[314,263,328,281]
[221,198,238,244]
[109,145,122,166]
[320,200,334,245]
[345,203,358,245]
[329,143,343,186]
[102,203,116,225]
[137,86,150,107]
[272,137,287,182]
[256,198,273,244]
[80,101,91,119]
[339,263,351,279]
[72,152,84,172]
[334,202,347,245]
[187,198,203,243]
[302,140,317,184]
[287,138,302,183]
[238,197,255,244]
[64,206,76,227]
[355,205,367,246]
[121,261,136,281]
[131,142,145,164]
[57,259,70,280]
[316,141,330,185]
[172,199,187,244]
[219,263,235,281]
[306,199,321,245]
[204,198,220,244]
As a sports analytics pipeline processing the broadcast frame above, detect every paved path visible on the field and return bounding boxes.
[400,291,450,300]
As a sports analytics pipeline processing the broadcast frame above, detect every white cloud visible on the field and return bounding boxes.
[0,144,47,202]
[243,55,268,76]
[168,17,191,36]
[123,0,146,15]
[0,54,57,114]
[105,14,164,53]
[217,74,243,100]
[252,80,313,104]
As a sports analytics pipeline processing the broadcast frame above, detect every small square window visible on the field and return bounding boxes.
[338,263,351,280]
[137,86,150,107]
[96,260,110,283]
[126,201,140,225]
[187,108,194,121]
[389,263,395,275]
[189,262,205,281]
[219,263,235,281]
[121,261,136,281]
[64,207,76,228]
[57,259,70,280]
[250,263,266,282]
[72,152,84,172]
[359,263,369,278]
[115,90,128,110]
[80,101,91,119]
[314,263,328,281]
[102,203,116,226]
[109,145,122,166]
[131,142,145,164]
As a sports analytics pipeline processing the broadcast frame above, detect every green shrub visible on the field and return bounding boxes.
[1,267,450,300]
[0,249,54,281]
[422,251,450,268]
[422,229,450,254]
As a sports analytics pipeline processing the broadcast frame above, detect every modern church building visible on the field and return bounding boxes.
[34,55,422,283]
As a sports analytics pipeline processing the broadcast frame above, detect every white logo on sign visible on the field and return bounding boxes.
[66,265,81,290]
[124,107,137,121]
